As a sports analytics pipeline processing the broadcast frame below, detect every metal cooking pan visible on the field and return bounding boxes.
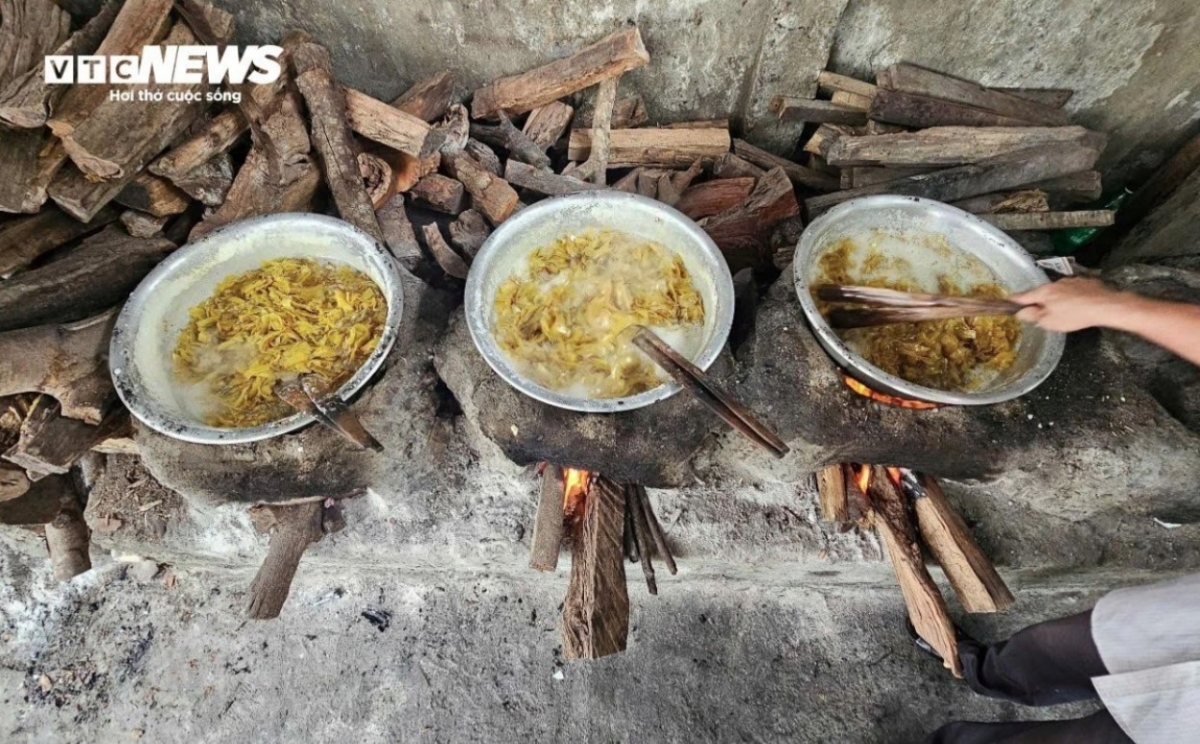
[793,196,1065,406]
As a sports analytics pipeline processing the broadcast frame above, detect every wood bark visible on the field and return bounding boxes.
[375,193,423,272]
[529,464,565,572]
[472,27,649,119]
[421,223,469,279]
[562,474,629,660]
[713,153,766,180]
[801,123,859,158]
[733,139,838,191]
[770,96,867,125]
[980,210,1114,231]
[610,168,640,192]
[675,177,755,220]
[702,167,799,271]
[443,151,518,225]
[0,0,70,90]
[409,174,466,214]
[390,70,455,122]
[169,153,234,207]
[824,126,1101,168]
[114,173,191,216]
[0,128,57,213]
[806,143,1100,217]
[0,205,119,276]
[504,160,605,197]
[0,312,117,424]
[569,126,730,169]
[344,87,444,159]
[358,153,395,209]
[522,101,574,148]
[246,501,325,619]
[572,76,617,184]
[149,108,248,183]
[913,474,1013,614]
[1028,171,1103,202]
[0,463,28,503]
[844,166,937,189]
[464,139,502,176]
[119,209,169,238]
[434,103,470,154]
[654,158,702,207]
[877,62,1068,126]
[869,88,1039,129]
[448,209,490,260]
[469,113,553,170]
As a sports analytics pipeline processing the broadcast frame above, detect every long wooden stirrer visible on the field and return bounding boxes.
[815,284,1026,329]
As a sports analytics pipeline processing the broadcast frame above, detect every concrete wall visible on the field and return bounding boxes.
[217,0,1200,185]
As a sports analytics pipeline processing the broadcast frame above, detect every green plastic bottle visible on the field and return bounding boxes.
[1049,187,1131,255]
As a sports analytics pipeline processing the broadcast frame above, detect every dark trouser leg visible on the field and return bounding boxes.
[925,709,1133,744]
[958,609,1107,706]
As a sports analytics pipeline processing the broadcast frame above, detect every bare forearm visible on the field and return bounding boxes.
[1100,295,1200,367]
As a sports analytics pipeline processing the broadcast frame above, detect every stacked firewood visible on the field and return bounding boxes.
[770,63,1115,265]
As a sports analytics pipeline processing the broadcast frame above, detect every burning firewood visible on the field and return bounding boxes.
[246,498,345,620]
[529,464,566,572]
[390,70,455,123]
[0,313,117,425]
[0,206,118,276]
[562,474,629,660]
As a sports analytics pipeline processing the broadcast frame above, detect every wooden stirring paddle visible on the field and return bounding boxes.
[814,284,1026,329]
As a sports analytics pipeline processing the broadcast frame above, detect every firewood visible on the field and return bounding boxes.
[530,464,565,572]
[290,35,384,243]
[991,87,1074,109]
[654,158,702,207]
[119,210,169,238]
[472,27,649,119]
[877,62,1067,127]
[46,487,91,582]
[0,472,75,526]
[950,190,1048,215]
[344,87,444,159]
[625,485,655,593]
[0,0,115,129]
[844,166,937,189]
[469,112,553,171]
[149,109,248,183]
[870,88,1040,129]
[577,94,648,129]
[0,0,69,91]
[434,103,470,154]
[703,166,799,271]
[0,313,116,424]
[114,173,191,217]
[3,397,127,477]
[1028,171,1102,202]
[635,485,675,575]
[806,143,1100,217]
[816,464,849,523]
[421,223,469,280]
[464,139,502,176]
[443,150,519,225]
[448,209,491,260]
[636,169,658,198]
[675,177,755,220]
[0,227,172,332]
[569,126,730,169]
[733,139,838,191]
[571,76,619,184]
[358,153,396,209]
[169,153,234,207]
[980,210,1114,231]
[770,96,868,125]
[831,90,873,111]
[410,174,466,214]
[816,71,877,99]
[826,127,1101,169]
[246,500,327,619]
[0,206,118,276]
[713,153,766,180]
[801,123,859,158]
[504,159,604,197]
[562,474,629,660]
[912,474,1013,614]
[610,168,641,192]
[865,120,908,136]
[867,466,962,677]
[522,101,574,149]
[390,70,455,122]
[375,194,423,272]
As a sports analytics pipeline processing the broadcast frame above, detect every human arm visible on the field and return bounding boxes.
[1011,278,1200,367]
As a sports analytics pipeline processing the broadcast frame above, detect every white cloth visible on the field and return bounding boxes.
[1091,573,1200,743]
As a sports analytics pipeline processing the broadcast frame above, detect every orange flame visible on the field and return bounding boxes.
[562,468,593,511]
[885,467,903,487]
[843,375,940,410]
[854,465,872,494]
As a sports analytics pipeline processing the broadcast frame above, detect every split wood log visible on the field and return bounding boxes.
[421,223,469,280]
[806,143,1100,217]
[876,63,1068,127]
[358,152,396,209]
[469,112,553,171]
[246,500,329,619]
[770,96,868,125]
[817,71,878,99]
[522,101,574,149]
[570,76,618,184]
[713,153,766,180]
[576,94,648,129]
[702,167,799,271]
[529,464,565,572]
[472,27,649,119]
[0,472,74,525]
[675,177,755,220]
[449,209,491,259]
[114,173,191,217]
[409,174,466,214]
[610,168,641,192]
[0,227,174,332]
[0,205,119,276]
[865,120,908,136]
[464,139,502,176]
[1029,171,1103,203]
[0,0,70,90]
[869,88,1039,129]
[0,0,115,129]
[3,397,127,478]
[46,486,92,582]
[569,126,731,169]
[344,87,444,159]
[0,313,117,424]
[843,166,937,189]
[867,466,962,677]
[832,91,873,111]
[733,139,839,191]
[149,108,248,183]
[391,70,455,122]
[950,190,1048,215]
[913,473,1014,614]
[375,194,423,272]
[991,87,1074,109]
[824,126,1101,168]
[636,169,658,198]
[119,210,169,238]
[443,151,519,225]
[981,210,1114,231]
[562,474,629,660]
[169,153,234,207]
[434,103,470,154]
[801,123,860,158]
[654,158,702,208]
[504,159,604,197]
[816,464,849,523]
[0,129,61,214]
[291,35,385,243]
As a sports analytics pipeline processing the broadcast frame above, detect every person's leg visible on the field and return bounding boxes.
[924,709,1132,744]
[957,609,1107,706]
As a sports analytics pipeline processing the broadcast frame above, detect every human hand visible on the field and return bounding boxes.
[1010,278,1133,333]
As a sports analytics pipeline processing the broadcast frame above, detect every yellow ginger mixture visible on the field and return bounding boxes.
[493,230,705,398]
[173,258,386,428]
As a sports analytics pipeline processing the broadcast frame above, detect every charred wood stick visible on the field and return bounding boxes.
[344,87,444,159]
[375,194,424,273]
[410,174,466,214]
[981,210,1114,231]
[523,101,574,149]
[114,173,191,217]
[733,139,839,192]
[570,126,731,169]
[806,143,1100,218]
[530,464,566,572]
[877,62,1067,127]
[622,485,640,563]
[3,397,127,477]
[443,151,519,225]
[824,126,1101,168]
[0,313,116,424]
[448,209,491,260]
[149,108,248,183]
[562,474,629,659]
[472,27,649,119]
[636,485,676,575]
[246,500,326,619]
[0,227,174,332]
[770,97,868,125]
[469,113,553,171]
[0,206,119,276]
[626,484,657,594]
[421,223,469,280]
[675,177,755,220]
[390,70,455,122]
[504,160,605,197]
